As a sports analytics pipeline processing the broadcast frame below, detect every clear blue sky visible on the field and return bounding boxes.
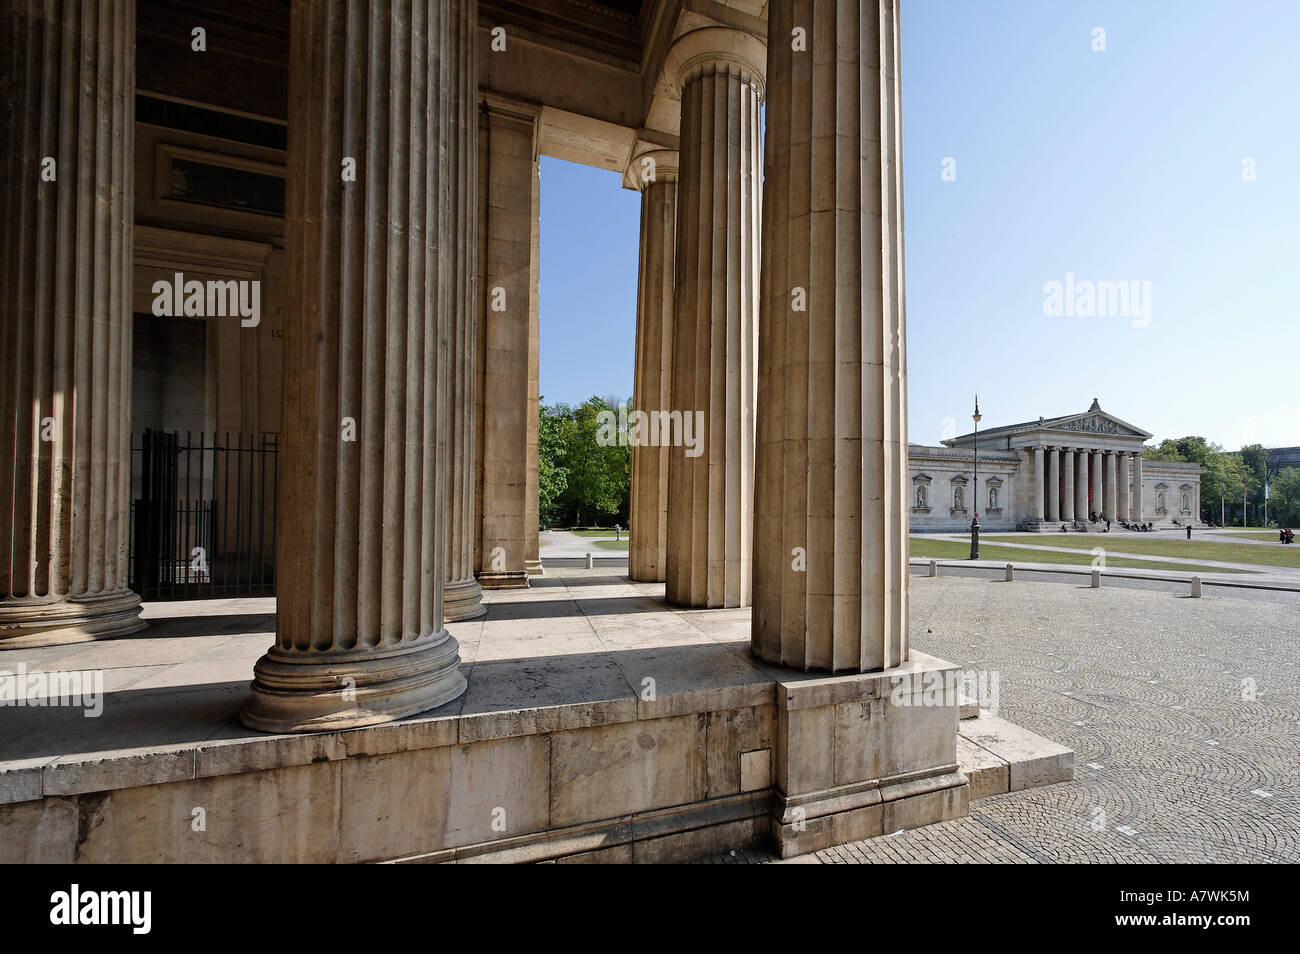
[538,0,1300,450]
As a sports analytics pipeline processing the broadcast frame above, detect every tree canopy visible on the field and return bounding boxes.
[538,395,631,528]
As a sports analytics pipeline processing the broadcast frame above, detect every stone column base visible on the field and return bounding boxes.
[241,633,466,733]
[477,571,530,590]
[770,651,970,858]
[444,578,486,621]
[525,559,544,577]
[0,592,145,648]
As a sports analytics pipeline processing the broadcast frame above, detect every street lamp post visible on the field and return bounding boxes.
[970,396,981,560]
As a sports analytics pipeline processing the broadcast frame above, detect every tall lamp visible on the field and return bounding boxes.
[970,396,981,560]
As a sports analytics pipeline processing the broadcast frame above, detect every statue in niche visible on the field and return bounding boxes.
[916,485,927,509]
[953,486,964,510]
[989,487,998,510]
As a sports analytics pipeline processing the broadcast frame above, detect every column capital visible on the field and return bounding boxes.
[665,26,767,100]
[623,145,680,190]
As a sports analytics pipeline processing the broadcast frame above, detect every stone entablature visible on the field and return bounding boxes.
[910,401,1203,530]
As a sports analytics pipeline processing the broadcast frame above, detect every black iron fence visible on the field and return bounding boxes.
[129,429,278,599]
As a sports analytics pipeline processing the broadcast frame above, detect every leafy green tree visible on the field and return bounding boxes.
[537,396,631,528]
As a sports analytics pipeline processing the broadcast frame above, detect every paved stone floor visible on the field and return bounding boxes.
[701,575,1300,863]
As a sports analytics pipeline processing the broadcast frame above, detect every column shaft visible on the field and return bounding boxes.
[443,0,484,620]
[1046,449,1059,522]
[1032,446,1044,520]
[1090,450,1103,519]
[1133,453,1144,521]
[1119,452,1130,522]
[0,0,143,645]
[753,1,908,670]
[629,155,678,583]
[1104,451,1117,520]
[243,0,465,732]
[1075,450,1088,520]
[667,32,763,609]
[477,97,540,589]
[1061,450,1075,522]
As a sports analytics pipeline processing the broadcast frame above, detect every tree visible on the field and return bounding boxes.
[537,395,631,528]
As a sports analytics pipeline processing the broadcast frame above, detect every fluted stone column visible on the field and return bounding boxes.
[664,27,764,609]
[477,95,540,589]
[443,0,484,620]
[628,150,678,583]
[753,2,910,671]
[1104,451,1118,520]
[242,0,466,732]
[1061,450,1076,522]
[1031,446,1045,520]
[0,0,144,645]
[1090,450,1103,519]
[1046,448,1060,522]
[1075,450,1088,520]
[1119,452,1131,522]
[1132,452,1144,521]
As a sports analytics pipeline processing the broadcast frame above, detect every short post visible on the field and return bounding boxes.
[1005,563,1013,582]
[1091,568,1101,588]
[1190,575,1202,598]
[585,552,593,569]
[928,559,937,578]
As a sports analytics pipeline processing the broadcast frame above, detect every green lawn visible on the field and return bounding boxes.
[977,534,1296,569]
[1217,530,1282,541]
[567,528,623,538]
[909,537,1253,574]
[594,539,629,551]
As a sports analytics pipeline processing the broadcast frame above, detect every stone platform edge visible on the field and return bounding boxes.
[0,651,972,863]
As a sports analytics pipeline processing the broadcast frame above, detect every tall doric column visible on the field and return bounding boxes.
[1046,448,1060,522]
[665,27,764,609]
[1132,452,1144,521]
[1075,450,1088,521]
[1032,446,1045,520]
[628,149,678,583]
[1090,450,1103,519]
[0,0,143,645]
[477,94,541,589]
[753,1,907,670]
[1118,452,1131,522]
[1104,451,1118,520]
[1061,449,1076,522]
[443,0,484,620]
[242,0,466,732]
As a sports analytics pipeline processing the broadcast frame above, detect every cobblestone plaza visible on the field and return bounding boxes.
[702,576,1299,863]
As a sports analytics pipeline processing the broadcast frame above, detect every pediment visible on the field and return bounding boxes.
[1049,411,1151,440]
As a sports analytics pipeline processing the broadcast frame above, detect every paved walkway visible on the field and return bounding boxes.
[701,575,1300,863]
[918,530,1300,586]
[538,529,625,558]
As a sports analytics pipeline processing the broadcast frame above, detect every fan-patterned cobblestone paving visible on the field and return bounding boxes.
[699,576,1299,864]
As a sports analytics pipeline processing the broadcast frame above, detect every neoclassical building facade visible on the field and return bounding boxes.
[909,400,1203,531]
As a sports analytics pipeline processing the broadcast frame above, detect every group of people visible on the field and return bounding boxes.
[1280,528,1295,544]
[1120,520,1154,532]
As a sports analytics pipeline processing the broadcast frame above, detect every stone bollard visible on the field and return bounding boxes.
[1005,564,1014,582]
[585,552,593,569]
[929,560,937,578]
[1191,576,1202,598]
[1091,569,1101,588]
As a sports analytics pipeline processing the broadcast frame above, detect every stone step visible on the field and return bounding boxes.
[956,714,1074,800]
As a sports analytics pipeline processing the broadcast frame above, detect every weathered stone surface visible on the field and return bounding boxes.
[0,0,143,646]
[959,714,1074,792]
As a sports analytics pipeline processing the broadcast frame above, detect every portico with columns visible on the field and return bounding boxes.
[0,0,1073,863]
[911,398,1203,532]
